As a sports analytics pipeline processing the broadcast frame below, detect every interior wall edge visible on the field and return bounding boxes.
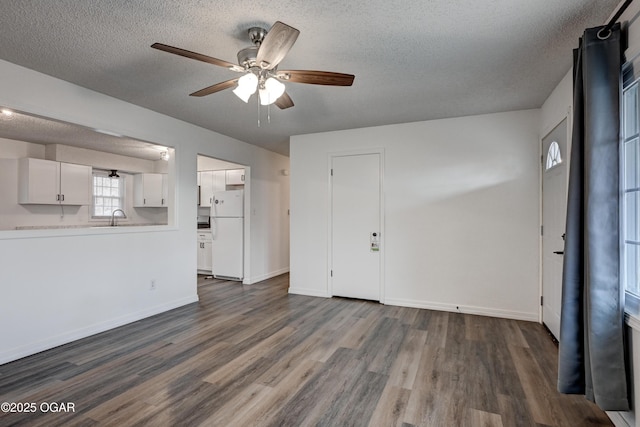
[247,267,290,285]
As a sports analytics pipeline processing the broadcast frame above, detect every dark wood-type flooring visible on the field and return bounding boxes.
[0,274,612,426]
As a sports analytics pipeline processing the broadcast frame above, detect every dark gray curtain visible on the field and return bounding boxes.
[557,23,628,411]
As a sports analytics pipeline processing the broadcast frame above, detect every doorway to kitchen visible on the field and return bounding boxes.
[197,154,250,284]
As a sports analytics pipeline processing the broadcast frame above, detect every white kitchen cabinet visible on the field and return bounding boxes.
[226,168,245,186]
[199,171,214,207]
[197,231,213,273]
[199,170,225,207]
[162,174,168,204]
[134,173,168,207]
[214,171,225,191]
[18,158,91,205]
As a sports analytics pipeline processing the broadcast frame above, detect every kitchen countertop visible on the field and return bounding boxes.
[15,223,167,230]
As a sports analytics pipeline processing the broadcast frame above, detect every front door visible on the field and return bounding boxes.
[542,118,568,340]
[331,152,382,301]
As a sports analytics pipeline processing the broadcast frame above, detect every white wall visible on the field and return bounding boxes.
[197,155,242,171]
[0,59,290,364]
[290,110,541,320]
[540,71,573,138]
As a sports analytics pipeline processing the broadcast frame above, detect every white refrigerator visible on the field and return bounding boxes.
[210,189,244,281]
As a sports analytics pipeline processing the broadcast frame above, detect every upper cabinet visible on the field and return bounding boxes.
[198,168,245,207]
[133,173,168,207]
[226,169,245,186]
[18,158,91,205]
[199,170,225,207]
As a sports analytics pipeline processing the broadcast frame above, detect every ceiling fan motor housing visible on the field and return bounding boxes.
[238,27,269,68]
[237,46,259,68]
[248,27,267,46]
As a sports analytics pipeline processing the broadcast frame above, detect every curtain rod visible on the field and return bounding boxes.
[601,0,634,36]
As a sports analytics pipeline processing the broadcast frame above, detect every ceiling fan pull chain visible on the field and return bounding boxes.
[268,99,271,124]
[257,93,261,128]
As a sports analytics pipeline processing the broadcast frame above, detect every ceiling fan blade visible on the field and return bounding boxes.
[276,70,355,86]
[152,43,244,72]
[275,92,294,109]
[256,21,300,70]
[190,78,239,97]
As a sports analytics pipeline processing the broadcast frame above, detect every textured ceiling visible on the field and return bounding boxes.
[0,0,621,156]
[0,110,169,160]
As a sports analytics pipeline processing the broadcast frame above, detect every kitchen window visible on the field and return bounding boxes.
[92,170,125,218]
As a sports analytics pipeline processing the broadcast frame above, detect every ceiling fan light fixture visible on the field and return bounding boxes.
[232,72,258,103]
[259,77,286,105]
[0,108,15,121]
[232,86,252,103]
[153,21,354,113]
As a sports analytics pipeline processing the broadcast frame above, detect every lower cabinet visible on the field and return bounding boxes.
[197,231,213,273]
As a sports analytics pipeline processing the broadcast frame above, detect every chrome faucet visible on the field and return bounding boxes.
[110,209,127,226]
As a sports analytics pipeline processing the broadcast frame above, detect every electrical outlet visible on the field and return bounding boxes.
[150,279,156,291]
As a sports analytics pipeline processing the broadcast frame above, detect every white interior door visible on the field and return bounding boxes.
[542,118,568,340]
[331,152,382,301]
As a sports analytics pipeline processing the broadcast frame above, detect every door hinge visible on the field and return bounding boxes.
[540,296,544,306]
[540,225,543,236]
[330,169,333,176]
[330,270,333,277]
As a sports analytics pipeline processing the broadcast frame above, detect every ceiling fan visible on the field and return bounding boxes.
[152,21,355,110]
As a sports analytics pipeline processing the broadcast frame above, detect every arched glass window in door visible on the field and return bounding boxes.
[546,141,562,170]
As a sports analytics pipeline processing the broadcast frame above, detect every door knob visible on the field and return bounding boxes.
[553,251,564,255]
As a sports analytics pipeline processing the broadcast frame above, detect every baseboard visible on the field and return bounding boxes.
[0,294,199,366]
[384,298,539,322]
[288,287,330,298]
[607,411,632,427]
[246,267,290,285]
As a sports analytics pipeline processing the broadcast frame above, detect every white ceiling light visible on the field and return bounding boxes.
[232,72,285,106]
[232,73,258,103]
[259,77,286,106]
[1,109,13,117]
